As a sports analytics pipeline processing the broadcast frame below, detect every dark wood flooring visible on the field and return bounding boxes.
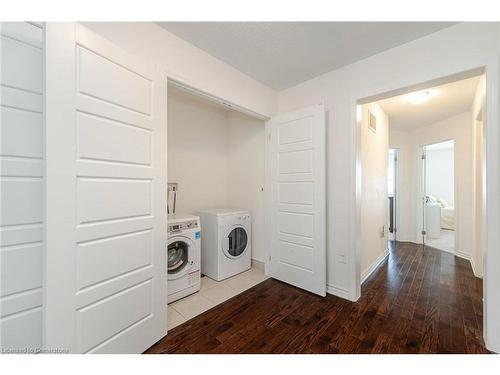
[146,241,488,354]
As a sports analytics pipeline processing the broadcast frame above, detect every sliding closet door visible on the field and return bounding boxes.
[45,23,167,353]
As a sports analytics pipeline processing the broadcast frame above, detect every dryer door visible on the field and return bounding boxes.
[222,225,248,259]
[167,236,194,278]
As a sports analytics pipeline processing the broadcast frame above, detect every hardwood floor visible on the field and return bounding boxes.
[146,241,488,354]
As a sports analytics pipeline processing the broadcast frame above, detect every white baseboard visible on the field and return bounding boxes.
[470,256,478,277]
[394,234,412,242]
[439,246,455,254]
[486,337,500,354]
[326,283,350,300]
[455,250,470,260]
[455,251,482,278]
[361,250,389,285]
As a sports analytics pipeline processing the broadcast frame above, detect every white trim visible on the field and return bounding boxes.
[351,100,362,302]
[470,255,479,279]
[392,148,401,242]
[455,250,480,278]
[455,250,471,260]
[326,284,350,300]
[483,57,500,353]
[361,250,389,285]
[440,247,455,255]
[168,78,269,121]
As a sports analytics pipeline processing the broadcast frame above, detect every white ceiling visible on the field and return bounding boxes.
[378,76,480,131]
[156,22,457,90]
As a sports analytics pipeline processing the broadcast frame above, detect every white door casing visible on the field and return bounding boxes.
[421,146,427,244]
[45,23,167,353]
[265,105,326,296]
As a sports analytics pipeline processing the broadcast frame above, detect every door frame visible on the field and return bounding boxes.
[472,89,485,279]
[351,64,500,353]
[387,148,400,242]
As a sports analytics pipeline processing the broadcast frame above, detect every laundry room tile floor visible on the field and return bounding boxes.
[167,266,269,330]
[166,306,186,330]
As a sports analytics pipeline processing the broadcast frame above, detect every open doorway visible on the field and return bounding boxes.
[375,74,484,266]
[421,140,455,253]
[165,82,269,329]
[359,74,485,277]
[356,72,487,351]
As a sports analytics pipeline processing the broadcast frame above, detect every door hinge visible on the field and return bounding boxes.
[268,255,271,261]
[421,154,426,160]
[268,133,271,142]
[421,230,426,235]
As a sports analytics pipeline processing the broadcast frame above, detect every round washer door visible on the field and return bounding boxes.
[222,225,248,259]
[167,236,193,277]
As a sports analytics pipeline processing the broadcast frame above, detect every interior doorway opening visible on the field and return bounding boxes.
[356,70,487,349]
[421,140,455,253]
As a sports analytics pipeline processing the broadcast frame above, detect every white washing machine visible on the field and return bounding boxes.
[167,214,201,303]
[198,209,251,281]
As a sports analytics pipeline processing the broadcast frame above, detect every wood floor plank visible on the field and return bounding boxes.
[145,241,489,354]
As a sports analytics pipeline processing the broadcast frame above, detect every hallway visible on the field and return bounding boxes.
[146,241,487,354]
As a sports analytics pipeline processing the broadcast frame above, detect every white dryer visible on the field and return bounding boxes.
[167,214,201,303]
[198,209,251,281]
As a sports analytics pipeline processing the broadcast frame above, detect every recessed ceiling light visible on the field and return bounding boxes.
[405,90,436,104]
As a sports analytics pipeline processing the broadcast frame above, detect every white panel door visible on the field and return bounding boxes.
[45,23,167,353]
[266,105,326,296]
[1,21,45,352]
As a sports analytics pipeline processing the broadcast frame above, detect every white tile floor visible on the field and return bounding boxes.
[167,267,269,330]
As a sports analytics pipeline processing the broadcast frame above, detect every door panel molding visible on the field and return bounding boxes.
[265,105,326,296]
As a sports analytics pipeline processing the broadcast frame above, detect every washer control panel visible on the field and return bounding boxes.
[168,219,199,234]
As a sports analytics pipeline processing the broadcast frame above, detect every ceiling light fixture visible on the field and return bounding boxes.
[405,90,435,105]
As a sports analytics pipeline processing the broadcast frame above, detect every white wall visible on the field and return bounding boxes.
[276,24,500,345]
[167,89,229,215]
[167,88,266,263]
[0,22,44,351]
[360,103,389,280]
[425,146,454,206]
[82,22,277,118]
